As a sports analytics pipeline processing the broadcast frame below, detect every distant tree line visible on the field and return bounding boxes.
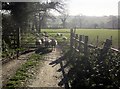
[45,15,119,29]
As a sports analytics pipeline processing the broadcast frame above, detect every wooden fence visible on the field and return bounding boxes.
[70,29,119,57]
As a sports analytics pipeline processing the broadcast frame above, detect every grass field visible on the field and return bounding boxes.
[41,29,119,49]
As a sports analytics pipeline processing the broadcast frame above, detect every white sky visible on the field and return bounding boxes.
[67,0,119,16]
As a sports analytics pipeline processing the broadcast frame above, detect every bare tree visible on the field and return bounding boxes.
[60,14,69,28]
[109,16,118,29]
[79,14,84,28]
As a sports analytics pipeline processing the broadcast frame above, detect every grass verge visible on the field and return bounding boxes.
[5,54,43,88]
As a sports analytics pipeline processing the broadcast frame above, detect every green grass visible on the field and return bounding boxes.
[42,29,119,49]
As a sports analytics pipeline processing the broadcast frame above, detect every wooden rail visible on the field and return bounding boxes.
[70,29,119,57]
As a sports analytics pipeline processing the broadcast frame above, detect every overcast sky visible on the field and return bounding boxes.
[67,0,119,16]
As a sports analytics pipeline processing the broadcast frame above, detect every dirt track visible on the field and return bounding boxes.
[2,52,34,86]
[27,48,63,87]
[2,47,64,87]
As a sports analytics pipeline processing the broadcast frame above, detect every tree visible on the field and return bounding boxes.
[2,1,66,50]
[94,23,98,29]
[118,16,120,29]
[109,16,118,29]
[2,1,65,33]
[78,14,84,28]
[60,14,68,28]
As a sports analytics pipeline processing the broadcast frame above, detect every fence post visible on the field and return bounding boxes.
[96,36,99,47]
[17,27,20,59]
[79,35,82,53]
[98,39,112,70]
[110,36,112,45]
[99,39,112,60]
[70,29,74,50]
[73,33,75,48]
[75,34,79,50]
[84,36,88,57]
[73,28,76,34]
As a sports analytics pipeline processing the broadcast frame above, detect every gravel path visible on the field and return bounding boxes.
[28,48,63,87]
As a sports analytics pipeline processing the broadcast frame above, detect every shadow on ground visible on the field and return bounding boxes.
[35,47,53,54]
[49,50,71,89]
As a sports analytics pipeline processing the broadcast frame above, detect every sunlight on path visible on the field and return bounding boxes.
[28,48,63,87]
